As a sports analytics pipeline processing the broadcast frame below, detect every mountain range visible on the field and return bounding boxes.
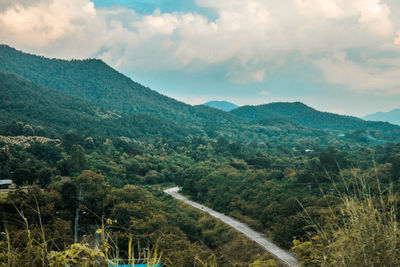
[364,109,400,126]
[203,101,239,112]
[230,102,400,139]
[1,44,400,143]
[0,45,237,127]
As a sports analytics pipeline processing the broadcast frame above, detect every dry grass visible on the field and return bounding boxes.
[0,193,164,267]
[0,135,60,148]
[292,172,400,267]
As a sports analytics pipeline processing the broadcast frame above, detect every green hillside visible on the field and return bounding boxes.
[231,102,400,140]
[0,69,331,150]
[0,44,236,127]
[2,45,396,145]
[0,71,199,140]
[1,45,400,266]
[0,45,335,145]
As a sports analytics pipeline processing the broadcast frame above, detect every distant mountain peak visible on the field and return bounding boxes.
[230,101,400,139]
[202,101,239,112]
[261,101,312,108]
[364,108,400,126]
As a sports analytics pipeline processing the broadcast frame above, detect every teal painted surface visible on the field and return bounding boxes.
[109,265,162,267]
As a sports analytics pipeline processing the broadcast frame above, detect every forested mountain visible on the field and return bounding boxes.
[364,108,400,126]
[1,44,400,266]
[2,44,399,143]
[231,102,400,140]
[0,71,200,140]
[1,45,338,146]
[0,70,332,151]
[0,45,237,128]
[203,101,239,112]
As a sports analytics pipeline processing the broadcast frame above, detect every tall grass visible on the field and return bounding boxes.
[292,170,400,266]
[0,192,163,267]
[0,196,50,266]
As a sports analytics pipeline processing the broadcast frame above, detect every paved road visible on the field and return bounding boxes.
[164,187,298,267]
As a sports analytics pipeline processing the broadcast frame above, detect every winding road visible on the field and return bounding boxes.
[164,187,298,267]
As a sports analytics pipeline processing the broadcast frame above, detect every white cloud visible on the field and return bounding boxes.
[315,52,400,94]
[294,0,392,36]
[0,0,95,46]
[0,0,106,58]
[253,69,267,82]
[395,31,400,45]
[294,0,347,19]
[358,0,392,37]
[0,0,399,93]
[132,10,179,37]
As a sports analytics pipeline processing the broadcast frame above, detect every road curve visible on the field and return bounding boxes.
[164,187,298,267]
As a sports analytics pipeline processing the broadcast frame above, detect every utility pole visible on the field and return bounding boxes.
[74,186,82,243]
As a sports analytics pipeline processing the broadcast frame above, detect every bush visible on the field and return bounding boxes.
[292,178,400,266]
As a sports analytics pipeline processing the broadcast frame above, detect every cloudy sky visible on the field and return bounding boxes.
[1,0,400,116]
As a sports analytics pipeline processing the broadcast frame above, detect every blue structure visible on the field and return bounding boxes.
[109,265,162,267]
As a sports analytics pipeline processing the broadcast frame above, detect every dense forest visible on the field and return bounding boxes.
[1,45,399,266]
[231,102,400,140]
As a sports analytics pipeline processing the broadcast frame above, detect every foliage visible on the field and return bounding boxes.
[0,171,278,266]
[291,178,400,266]
[0,45,237,130]
[1,44,400,266]
[2,44,390,147]
[231,102,400,140]
[0,71,199,142]
[49,243,107,267]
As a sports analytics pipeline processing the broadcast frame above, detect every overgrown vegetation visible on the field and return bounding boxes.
[292,175,400,266]
[1,44,400,266]
[0,172,280,266]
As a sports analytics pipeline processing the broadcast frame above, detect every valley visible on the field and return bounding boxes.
[0,45,399,267]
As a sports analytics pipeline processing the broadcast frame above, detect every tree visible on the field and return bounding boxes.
[28,141,62,165]
[73,170,110,221]
[13,167,31,186]
[62,131,84,151]
[69,145,88,173]
[0,145,11,179]
[37,168,52,187]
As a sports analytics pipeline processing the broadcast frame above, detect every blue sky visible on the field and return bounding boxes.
[1,0,400,116]
[93,0,217,18]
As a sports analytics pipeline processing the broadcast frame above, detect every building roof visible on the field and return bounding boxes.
[0,180,13,185]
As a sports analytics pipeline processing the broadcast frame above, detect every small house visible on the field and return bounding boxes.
[0,180,13,189]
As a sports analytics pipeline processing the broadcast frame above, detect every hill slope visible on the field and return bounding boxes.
[0,45,237,127]
[203,101,239,112]
[0,70,332,147]
[0,45,330,144]
[364,109,400,126]
[0,71,198,140]
[2,45,396,144]
[230,102,400,140]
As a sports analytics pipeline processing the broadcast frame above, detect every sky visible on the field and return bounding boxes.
[1,0,400,117]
